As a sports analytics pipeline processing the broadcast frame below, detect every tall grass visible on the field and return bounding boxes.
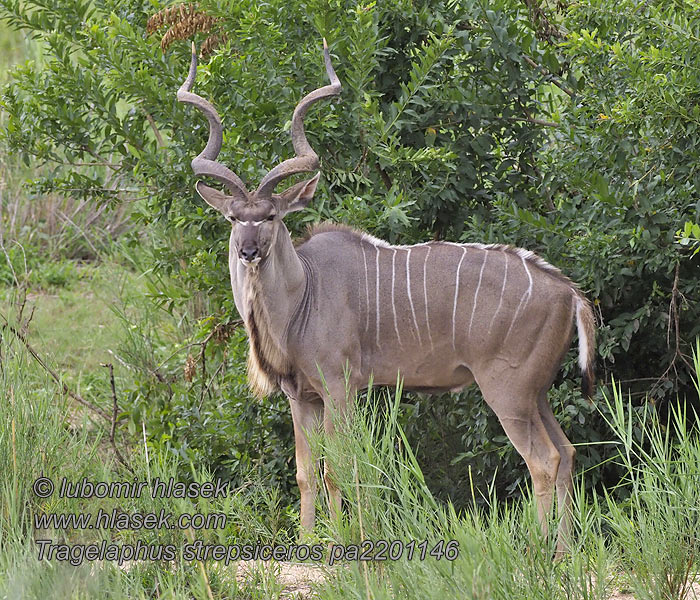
[0,322,114,596]
[312,355,700,600]
[600,368,700,598]
[0,309,295,599]
[312,385,613,600]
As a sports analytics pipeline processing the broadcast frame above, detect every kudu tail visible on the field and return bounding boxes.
[574,294,596,399]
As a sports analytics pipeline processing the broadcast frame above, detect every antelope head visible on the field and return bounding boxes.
[177,40,341,266]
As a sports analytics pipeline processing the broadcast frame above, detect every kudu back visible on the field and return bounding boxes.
[178,40,595,555]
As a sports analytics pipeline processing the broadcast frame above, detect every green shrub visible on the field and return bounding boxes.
[30,259,78,288]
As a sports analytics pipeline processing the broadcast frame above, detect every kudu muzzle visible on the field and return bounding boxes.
[239,245,259,263]
[238,230,262,265]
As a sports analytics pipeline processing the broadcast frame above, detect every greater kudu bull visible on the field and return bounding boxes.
[178,40,595,554]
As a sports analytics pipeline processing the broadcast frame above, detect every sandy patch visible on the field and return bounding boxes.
[235,560,330,598]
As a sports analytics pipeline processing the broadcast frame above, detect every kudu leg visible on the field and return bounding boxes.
[320,380,355,523]
[538,395,576,555]
[500,410,560,538]
[323,415,342,522]
[484,392,561,541]
[288,395,324,534]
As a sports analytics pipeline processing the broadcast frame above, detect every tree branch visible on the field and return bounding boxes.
[651,261,695,399]
[143,108,165,148]
[375,162,392,190]
[102,362,134,474]
[522,55,574,97]
[507,116,560,128]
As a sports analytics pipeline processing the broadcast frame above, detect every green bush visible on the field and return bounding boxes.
[31,259,79,288]
[0,243,80,288]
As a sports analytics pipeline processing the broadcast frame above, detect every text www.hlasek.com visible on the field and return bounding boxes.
[34,508,227,531]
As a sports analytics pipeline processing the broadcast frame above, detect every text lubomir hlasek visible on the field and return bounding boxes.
[57,477,230,499]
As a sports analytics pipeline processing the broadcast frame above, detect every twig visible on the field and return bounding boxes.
[16,289,27,325]
[142,422,151,484]
[199,332,210,405]
[102,362,135,474]
[56,209,101,256]
[375,162,392,191]
[61,161,121,168]
[353,147,369,173]
[107,363,119,443]
[23,306,35,334]
[651,262,695,398]
[666,262,680,349]
[0,236,21,287]
[40,187,143,195]
[512,95,561,130]
[153,319,242,373]
[1,314,110,420]
[203,360,226,402]
[143,109,165,148]
[109,347,173,386]
[81,145,120,171]
[507,116,560,128]
[198,330,218,405]
[522,55,574,97]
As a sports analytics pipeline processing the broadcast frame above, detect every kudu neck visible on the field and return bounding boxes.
[265,222,305,290]
[244,222,306,330]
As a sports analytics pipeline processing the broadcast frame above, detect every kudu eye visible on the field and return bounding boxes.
[266,215,275,222]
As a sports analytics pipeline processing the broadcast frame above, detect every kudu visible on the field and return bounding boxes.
[178,40,595,554]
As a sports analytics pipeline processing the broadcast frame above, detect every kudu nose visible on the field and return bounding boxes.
[240,246,259,262]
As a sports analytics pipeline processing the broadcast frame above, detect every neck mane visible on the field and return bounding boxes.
[242,224,305,398]
[243,270,292,398]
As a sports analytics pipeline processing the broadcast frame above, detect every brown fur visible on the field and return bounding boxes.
[294,221,358,247]
[244,270,292,398]
[296,221,596,396]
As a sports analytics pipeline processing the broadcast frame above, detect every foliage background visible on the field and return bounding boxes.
[1,0,699,509]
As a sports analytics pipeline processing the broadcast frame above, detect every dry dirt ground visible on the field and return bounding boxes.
[608,584,700,600]
[235,561,329,598]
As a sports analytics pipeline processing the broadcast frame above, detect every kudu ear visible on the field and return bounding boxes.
[195,181,231,214]
[274,173,320,216]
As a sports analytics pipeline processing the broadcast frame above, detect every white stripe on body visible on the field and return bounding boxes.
[488,250,509,335]
[391,249,402,347]
[452,247,468,350]
[423,246,434,350]
[469,251,488,337]
[375,245,381,348]
[405,249,422,344]
[361,243,370,334]
[504,255,533,342]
